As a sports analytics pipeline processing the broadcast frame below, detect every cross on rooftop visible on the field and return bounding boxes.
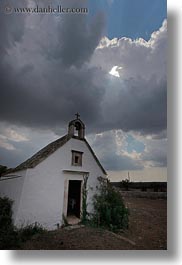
[75,112,80,119]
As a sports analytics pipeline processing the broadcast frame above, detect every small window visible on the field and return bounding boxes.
[72,150,83,166]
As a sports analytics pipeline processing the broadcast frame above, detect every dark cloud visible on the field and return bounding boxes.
[90,132,143,171]
[0,1,167,140]
[141,138,167,167]
[98,76,167,135]
[0,0,105,129]
[56,13,105,67]
[0,147,23,168]
[0,64,105,129]
[0,0,27,54]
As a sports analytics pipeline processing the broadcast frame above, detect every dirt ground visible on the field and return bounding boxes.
[122,197,167,250]
[22,197,167,250]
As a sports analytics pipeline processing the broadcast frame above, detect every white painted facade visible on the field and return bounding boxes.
[0,119,107,230]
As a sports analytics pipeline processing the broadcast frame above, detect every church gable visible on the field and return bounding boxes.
[30,136,106,177]
[4,115,106,176]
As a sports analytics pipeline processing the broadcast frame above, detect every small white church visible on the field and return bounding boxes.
[0,115,107,230]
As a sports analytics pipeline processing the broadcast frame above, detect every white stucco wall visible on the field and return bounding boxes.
[0,170,26,223]
[1,137,106,230]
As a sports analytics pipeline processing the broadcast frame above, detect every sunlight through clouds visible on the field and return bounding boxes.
[109,66,122,77]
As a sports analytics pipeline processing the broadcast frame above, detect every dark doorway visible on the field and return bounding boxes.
[67,180,82,218]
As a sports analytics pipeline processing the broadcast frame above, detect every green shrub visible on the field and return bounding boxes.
[18,223,45,242]
[0,197,46,249]
[0,165,7,177]
[0,197,13,228]
[91,177,129,232]
[0,197,19,249]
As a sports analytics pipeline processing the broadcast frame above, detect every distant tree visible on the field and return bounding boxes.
[120,172,131,191]
[120,178,130,191]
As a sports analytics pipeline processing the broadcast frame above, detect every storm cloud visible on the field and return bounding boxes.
[0,0,167,171]
[0,0,106,129]
[0,0,167,137]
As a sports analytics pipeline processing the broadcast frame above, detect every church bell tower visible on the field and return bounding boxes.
[68,113,85,139]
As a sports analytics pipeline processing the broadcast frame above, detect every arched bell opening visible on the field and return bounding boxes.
[68,114,85,139]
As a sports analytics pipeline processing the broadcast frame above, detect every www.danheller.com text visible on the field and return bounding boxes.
[3,4,89,15]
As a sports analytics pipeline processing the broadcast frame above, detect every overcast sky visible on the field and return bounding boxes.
[0,0,167,181]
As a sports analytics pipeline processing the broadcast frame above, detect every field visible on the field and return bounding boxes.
[21,197,167,250]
